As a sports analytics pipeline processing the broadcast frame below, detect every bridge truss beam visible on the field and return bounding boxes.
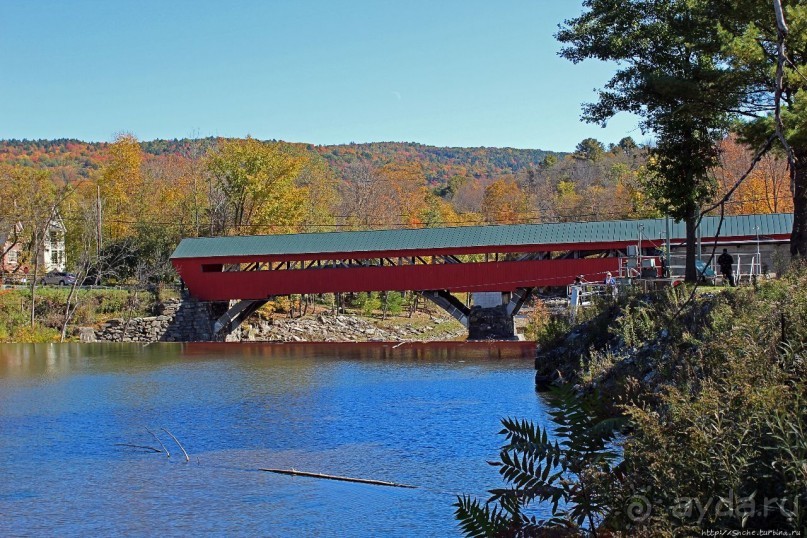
[212,299,268,340]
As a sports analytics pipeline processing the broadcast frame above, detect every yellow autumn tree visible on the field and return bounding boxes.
[0,165,63,273]
[275,142,340,232]
[421,191,462,227]
[141,153,208,238]
[97,133,144,241]
[206,137,306,235]
[552,180,582,222]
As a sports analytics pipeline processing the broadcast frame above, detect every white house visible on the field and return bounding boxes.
[40,216,66,273]
[1,215,66,276]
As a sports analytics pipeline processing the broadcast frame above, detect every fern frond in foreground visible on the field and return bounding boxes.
[455,386,623,537]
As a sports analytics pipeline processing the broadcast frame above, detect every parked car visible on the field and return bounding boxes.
[41,271,77,286]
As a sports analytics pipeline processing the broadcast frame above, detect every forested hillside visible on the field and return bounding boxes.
[0,138,558,184]
[312,142,556,184]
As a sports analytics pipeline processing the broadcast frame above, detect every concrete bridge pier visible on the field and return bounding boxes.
[422,288,533,340]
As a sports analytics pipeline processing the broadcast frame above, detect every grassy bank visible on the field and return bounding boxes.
[0,287,169,342]
[460,266,807,535]
[0,288,465,343]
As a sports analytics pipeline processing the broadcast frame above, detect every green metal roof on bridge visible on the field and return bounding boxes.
[170,213,793,260]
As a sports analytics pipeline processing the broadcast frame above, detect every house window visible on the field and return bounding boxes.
[6,250,17,264]
[50,231,62,250]
[51,251,59,265]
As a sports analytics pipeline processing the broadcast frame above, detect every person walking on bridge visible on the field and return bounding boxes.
[717,249,735,287]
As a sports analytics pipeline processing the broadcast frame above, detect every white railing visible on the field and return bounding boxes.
[567,282,619,320]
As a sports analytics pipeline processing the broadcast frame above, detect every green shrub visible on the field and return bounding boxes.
[385,291,404,315]
[361,292,382,316]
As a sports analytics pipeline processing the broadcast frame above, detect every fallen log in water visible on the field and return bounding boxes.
[260,468,418,489]
[146,427,170,458]
[114,443,162,453]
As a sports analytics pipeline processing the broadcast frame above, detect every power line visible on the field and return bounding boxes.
[50,187,793,234]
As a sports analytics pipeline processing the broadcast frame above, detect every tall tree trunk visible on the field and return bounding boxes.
[60,255,91,342]
[791,148,807,258]
[684,206,699,283]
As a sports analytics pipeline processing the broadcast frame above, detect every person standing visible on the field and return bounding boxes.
[717,249,735,286]
[604,271,617,297]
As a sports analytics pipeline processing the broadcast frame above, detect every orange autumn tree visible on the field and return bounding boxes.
[142,153,207,238]
[378,162,429,228]
[714,135,793,215]
[481,178,533,224]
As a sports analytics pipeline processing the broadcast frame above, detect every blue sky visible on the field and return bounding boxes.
[0,1,643,152]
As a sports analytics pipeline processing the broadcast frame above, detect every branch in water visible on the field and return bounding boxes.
[260,468,418,489]
[115,443,162,453]
[146,427,170,458]
[162,428,190,462]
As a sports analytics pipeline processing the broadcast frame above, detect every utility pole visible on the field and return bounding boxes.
[638,224,644,270]
[665,215,671,274]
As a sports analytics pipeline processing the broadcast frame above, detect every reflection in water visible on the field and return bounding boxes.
[0,343,549,537]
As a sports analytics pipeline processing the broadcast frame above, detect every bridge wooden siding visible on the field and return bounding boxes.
[174,256,622,301]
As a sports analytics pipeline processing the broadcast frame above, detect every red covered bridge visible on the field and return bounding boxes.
[170,213,792,339]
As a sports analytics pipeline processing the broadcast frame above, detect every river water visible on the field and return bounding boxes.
[0,342,551,537]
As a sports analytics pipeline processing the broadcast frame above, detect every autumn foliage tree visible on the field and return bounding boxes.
[1,165,68,324]
[481,179,532,224]
[206,137,306,235]
[98,133,143,241]
[339,162,396,229]
[714,135,793,215]
[378,162,430,227]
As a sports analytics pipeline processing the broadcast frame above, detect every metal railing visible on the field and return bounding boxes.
[667,252,763,283]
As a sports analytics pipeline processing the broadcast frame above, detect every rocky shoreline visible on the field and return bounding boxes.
[90,298,467,343]
[238,312,465,342]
